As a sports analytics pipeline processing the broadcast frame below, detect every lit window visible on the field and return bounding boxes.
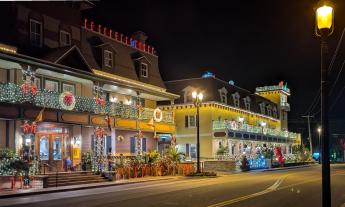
[188,115,196,128]
[243,96,251,111]
[218,87,228,104]
[60,30,71,46]
[62,83,75,94]
[45,79,59,92]
[104,50,113,68]
[30,19,42,47]
[232,92,240,107]
[140,63,148,78]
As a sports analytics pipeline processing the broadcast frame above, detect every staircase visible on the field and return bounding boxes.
[46,171,108,188]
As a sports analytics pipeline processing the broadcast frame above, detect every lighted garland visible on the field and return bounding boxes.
[0,82,172,123]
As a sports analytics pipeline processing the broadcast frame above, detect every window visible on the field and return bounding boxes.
[266,105,272,117]
[60,30,71,46]
[104,50,113,68]
[259,103,266,115]
[140,62,148,78]
[40,136,49,160]
[273,107,278,118]
[243,96,251,111]
[190,144,197,159]
[34,77,41,89]
[130,137,136,154]
[45,79,59,92]
[232,92,240,107]
[185,115,196,128]
[30,19,42,47]
[62,82,75,94]
[142,138,147,152]
[218,87,228,104]
[53,137,62,160]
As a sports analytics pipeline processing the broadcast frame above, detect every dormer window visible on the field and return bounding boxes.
[140,62,148,78]
[218,87,228,104]
[273,107,278,118]
[30,19,42,47]
[104,50,113,68]
[60,30,71,46]
[266,105,272,117]
[259,103,266,115]
[232,92,240,108]
[243,96,251,111]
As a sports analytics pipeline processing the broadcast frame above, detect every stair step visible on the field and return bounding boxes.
[47,179,107,187]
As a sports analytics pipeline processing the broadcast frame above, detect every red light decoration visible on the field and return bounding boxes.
[22,121,37,135]
[94,127,105,138]
[90,21,94,30]
[83,19,156,55]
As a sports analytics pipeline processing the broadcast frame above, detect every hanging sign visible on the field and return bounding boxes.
[153,108,163,122]
[59,91,76,110]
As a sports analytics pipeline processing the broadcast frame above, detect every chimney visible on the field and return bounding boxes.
[132,31,148,44]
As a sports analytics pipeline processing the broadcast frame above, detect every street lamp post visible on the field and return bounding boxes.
[192,91,203,173]
[315,2,334,207]
[318,127,322,164]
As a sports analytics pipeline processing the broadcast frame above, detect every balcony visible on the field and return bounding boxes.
[212,120,298,139]
[0,83,174,124]
[280,102,290,112]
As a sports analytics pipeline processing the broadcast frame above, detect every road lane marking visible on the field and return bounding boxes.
[208,171,345,207]
[208,175,289,207]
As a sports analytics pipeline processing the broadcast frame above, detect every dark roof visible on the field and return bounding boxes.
[165,76,278,117]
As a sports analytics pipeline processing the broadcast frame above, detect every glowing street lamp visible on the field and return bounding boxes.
[315,1,334,206]
[192,91,203,173]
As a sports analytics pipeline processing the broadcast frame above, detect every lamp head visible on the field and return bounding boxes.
[192,91,197,99]
[315,1,334,36]
[198,93,203,101]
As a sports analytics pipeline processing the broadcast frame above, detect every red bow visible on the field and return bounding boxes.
[63,94,73,106]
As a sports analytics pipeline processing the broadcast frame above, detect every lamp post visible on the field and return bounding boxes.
[318,127,322,164]
[315,2,334,207]
[192,91,203,173]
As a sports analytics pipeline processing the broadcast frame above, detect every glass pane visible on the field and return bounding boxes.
[40,136,49,160]
[62,83,75,94]
[45,79,59,92]
[53,137,62,160]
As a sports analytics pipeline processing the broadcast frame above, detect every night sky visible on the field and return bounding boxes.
[84,0,345,137]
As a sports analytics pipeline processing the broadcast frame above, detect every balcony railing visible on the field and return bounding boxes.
[213,120,298,139]
[0,83,174,124]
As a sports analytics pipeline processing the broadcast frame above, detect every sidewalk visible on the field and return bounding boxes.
[253,163,318,172]
[0,176,180,199]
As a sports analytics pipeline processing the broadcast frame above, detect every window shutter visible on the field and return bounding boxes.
[142,138,147,152]
[186,144,190,157]
[185,116,188,128]
[130,137,136,153]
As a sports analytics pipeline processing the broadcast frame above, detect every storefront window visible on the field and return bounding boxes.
[40,136,49,160]
[53,137,62,160]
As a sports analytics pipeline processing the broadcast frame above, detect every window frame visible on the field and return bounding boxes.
[103,50,113,68]
[61,82,76,95]
[188,115,196,128]
[29,19,43,47]
[140,62,148,78]
[59,30,71,46]
[44,78,59,93]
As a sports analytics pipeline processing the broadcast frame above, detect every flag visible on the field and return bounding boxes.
[35,108,44,123]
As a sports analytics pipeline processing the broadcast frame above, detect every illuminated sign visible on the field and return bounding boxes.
[255,81,290,94]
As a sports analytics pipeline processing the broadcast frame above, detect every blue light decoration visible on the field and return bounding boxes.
[202,71,215,78]
[249,156,267,169]
[313,152,320,160]
[131,39,136,48]
[229,80,235,85]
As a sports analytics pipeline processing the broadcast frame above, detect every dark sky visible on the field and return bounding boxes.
[84,0,345,135]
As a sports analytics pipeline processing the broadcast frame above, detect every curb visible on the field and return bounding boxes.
[261,164,318,172]
[0,177,178,199]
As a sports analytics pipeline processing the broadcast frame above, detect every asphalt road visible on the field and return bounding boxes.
[1,164,345,207]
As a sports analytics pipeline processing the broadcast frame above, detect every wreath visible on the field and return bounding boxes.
[117,135,124,142]
[59,91,76,110]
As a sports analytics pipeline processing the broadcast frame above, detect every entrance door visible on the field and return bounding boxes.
[37,133,65,172]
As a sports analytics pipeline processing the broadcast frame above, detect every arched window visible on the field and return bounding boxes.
[266,105,272,117]
[40,136,49,160]
[273,107,278,118]
[259,102,266,115]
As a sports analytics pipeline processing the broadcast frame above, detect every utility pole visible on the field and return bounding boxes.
[302,115,314,154]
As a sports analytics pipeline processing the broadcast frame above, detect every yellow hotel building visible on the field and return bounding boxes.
[161,74,301,160]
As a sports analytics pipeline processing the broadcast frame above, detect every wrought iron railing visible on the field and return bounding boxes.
[0,82,174,123]
[212,120,298,139]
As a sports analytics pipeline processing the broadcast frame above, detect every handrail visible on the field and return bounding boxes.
[42,163,59,187]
